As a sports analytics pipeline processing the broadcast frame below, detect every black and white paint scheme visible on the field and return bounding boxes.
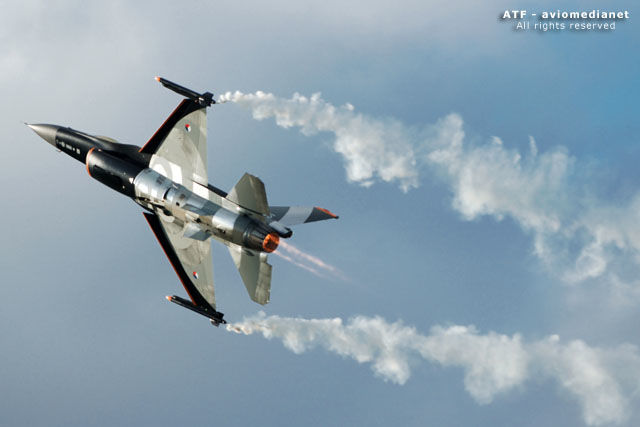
[27,77,338,325]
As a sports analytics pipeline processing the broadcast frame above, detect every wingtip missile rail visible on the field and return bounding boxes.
[166,295,226,326]
[155,76,215,107]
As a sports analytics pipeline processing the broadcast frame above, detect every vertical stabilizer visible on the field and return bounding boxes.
[226,173,270,216]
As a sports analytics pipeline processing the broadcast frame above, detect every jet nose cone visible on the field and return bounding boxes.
[26,123,59,146]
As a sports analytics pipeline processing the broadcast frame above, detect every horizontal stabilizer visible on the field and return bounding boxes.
[269,206,338,227]
[227,244,272,305]
[227,173,270,216]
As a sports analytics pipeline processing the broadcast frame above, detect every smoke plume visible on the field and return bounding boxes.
[219,90,640,293]
[228,312,639,426]
[219,91,420,191]
[275,241,347,281]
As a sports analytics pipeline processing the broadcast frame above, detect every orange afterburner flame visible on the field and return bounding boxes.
[262,233,280,253]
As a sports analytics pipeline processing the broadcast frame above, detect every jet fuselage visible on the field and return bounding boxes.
[28,124,281,254]
[27,77,338,325]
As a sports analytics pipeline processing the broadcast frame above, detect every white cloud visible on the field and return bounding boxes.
[229,312,639,426]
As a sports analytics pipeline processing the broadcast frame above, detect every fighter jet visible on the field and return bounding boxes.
[27,77,338,326]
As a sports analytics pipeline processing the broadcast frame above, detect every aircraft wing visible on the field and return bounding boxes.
[227,244,272,305]
[139,100,210,198]
[143,212,217,311]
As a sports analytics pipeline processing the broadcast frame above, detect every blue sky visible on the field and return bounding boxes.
[2,1,639,425]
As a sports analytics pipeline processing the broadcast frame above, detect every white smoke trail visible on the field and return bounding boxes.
[272,249,327,279]
[227,312,639,426]
[277,241,347,281]
[219,90,640,293]
[219,91,420,192]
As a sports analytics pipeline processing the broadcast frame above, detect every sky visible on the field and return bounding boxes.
[1,1,639,426]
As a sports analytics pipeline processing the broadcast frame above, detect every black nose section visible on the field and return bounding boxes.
[26,123,59,146]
